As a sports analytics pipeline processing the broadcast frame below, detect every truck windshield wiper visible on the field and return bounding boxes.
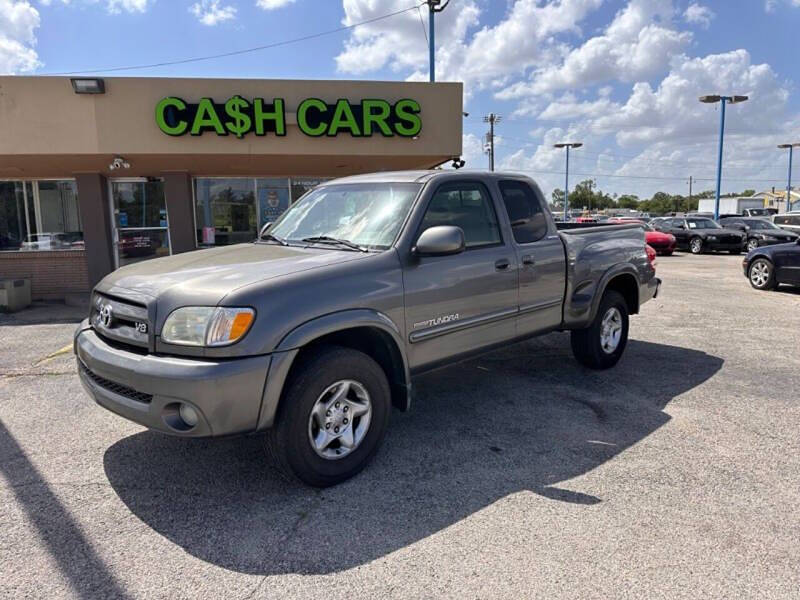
[259,233,288,246]
[301,236,369,252]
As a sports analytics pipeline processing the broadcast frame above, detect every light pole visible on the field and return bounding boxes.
[554,142,583,221]
[699,95,749,220]
[427,0,450,82]
[484,114,501,171]
[778,143,800,212]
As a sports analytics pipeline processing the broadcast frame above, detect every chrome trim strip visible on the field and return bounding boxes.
[518,298,563,314]
[409,307,517,343]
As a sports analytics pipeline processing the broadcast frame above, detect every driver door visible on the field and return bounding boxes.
[402,180,518,370]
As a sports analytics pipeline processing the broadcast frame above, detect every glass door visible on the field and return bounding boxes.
[110,179,171,268]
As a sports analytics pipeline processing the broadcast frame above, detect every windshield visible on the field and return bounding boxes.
[687,218,720,230]
[267,183,421,250]
[745,219,780,230]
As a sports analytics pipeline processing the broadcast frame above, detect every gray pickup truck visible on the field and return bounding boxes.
[75,171,660,486]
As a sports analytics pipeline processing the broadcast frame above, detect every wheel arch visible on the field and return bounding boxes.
[256,310,411,431]
[587,266,640,323]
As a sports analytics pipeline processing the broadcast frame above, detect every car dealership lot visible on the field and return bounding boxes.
[1,254,799,599]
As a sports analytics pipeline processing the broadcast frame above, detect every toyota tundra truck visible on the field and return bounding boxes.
[75,171,660,486]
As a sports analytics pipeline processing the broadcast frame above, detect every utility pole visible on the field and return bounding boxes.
[688,175,692,212]
[484,113,501,171]
[427,0,450,82]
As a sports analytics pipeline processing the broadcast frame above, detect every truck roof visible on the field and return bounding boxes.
[326,170,534,185]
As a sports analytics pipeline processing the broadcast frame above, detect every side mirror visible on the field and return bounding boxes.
[258,222,272,239]
[414,225,465,256]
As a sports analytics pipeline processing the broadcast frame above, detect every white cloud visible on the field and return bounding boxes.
[106,0,151,12]
[765,0,800,12]
[335,0,602,94]
[684,3,714,28]
[0,0,41,74]
[498,49,799,199]
[190,0,236,25]
[498,0,691,97]
[256,0,296,9]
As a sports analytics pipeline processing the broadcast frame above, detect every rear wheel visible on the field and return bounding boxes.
[265,345,391,487]
[689,237,703,254]
[746,238,759,252]
[571,290,629,369]
[748,258,776,291]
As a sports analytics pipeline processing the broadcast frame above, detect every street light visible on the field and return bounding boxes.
[554,142,583,221]
[777,143,800,212]
[699,94,749,220]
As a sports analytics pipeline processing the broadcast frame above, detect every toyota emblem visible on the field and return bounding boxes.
[99,304,113,327]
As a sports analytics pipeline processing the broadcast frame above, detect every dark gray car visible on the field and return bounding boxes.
[75,171,660,486]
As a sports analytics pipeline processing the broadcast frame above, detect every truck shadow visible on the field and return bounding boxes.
[103,335,722,576]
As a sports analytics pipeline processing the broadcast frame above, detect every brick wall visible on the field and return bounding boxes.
[0,250,90,300]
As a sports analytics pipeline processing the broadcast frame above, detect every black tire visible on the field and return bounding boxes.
[571,290,630,370]
[746,238,759,252]
[661,250,674,256]
[729,249,741,255]
[689,236,704,254]
[265,345,391,487]
[748,258,776,291]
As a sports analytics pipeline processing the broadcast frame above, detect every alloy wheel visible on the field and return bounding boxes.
[599,307,623,354]
[307,379,372,460]
[750,261,770,288]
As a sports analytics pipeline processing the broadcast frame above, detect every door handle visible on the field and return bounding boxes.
[521,254,535,266]
[495,258,510,270]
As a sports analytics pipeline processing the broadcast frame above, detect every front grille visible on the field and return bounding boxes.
[79,361,152,404]
[91,292,151,350]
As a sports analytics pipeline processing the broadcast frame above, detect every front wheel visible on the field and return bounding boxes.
[689,237,703,254]
[571,290,630,369]
[748,258,776,291]
[746,238,759,252]
[265,345,391,487]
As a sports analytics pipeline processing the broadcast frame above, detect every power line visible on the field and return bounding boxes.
[417,5,429,48]
[42,3,425,76]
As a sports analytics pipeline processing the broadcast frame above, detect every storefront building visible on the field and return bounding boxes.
[0,76,463,300]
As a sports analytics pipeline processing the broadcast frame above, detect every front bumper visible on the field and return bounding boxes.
[74,320,271,437]
[706,240,745,251]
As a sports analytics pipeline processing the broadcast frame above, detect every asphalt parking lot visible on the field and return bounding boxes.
[1,253,799,599]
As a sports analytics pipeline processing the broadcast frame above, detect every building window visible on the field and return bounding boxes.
[0,180,82,251]
[194,177,294,246]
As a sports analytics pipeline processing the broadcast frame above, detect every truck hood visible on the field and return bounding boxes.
[97,243,371,305]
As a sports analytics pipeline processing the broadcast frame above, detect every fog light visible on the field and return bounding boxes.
[179,404,199,428]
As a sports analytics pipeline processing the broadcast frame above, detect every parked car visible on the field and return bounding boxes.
[743,238,800,290]
[653,217,746,254]
[75,171,660,487]
[719,217,799,251]
[773,212,800,235]
[607,218,675,256]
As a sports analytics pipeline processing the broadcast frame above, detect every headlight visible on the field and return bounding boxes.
[161,307,255,346]
[707,235,717,241]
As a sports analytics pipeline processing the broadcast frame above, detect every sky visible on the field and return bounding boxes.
[2,0,800,200]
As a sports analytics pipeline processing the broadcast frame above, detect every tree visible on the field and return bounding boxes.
[551,188,565,208]
[617,194,640,209]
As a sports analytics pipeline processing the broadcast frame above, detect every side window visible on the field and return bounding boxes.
[498,180,548,243]
[420,182,501,248]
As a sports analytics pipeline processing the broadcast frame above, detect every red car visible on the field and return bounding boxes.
[608,218,676,255]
